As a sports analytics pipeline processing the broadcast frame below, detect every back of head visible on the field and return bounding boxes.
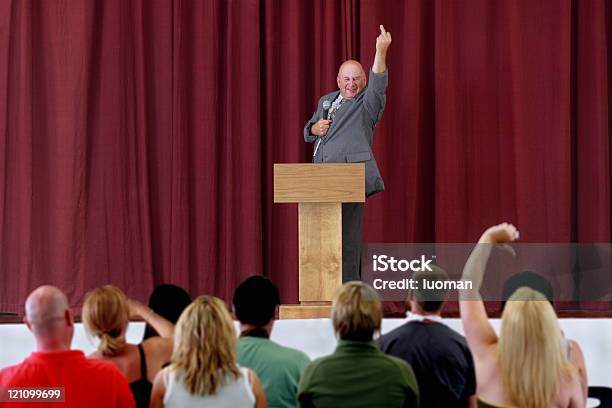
[411,265,449,313]
[171,295,240,396]
[332,281,382,341]
[82,285,129,356]
[25,286,71,346]
[501,271,554,312]
[232,275,280,326]
[143,284,192,340]
[499,287,568,408]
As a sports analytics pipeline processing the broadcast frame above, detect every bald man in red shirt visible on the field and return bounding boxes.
[0,286,135,408]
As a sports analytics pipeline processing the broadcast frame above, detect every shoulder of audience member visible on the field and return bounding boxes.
[296,348,311,364]
[85,357,129,376]
[387,320,468,342]
[378,321,422,347]
[377,352,417,382]
[302,354,325,369]
[0,364,24,384]
[381,351,415,372]
[272,341,310,365]
[378,323,406,345]
[143,335,173,350]
[298,354,330,383]
[568,339,583,355]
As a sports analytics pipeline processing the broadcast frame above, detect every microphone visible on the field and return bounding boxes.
[322,100,331,119]
[314,100,331,157]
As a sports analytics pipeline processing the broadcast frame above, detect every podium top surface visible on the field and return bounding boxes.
[274,163,365,203]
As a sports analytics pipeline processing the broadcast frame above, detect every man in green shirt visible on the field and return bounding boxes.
[233,276,310,408]
[298,282,419,408]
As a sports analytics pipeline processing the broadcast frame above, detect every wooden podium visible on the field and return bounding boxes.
[273,163,365,319]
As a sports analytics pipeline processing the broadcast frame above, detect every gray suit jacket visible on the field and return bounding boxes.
[304,70,388,196]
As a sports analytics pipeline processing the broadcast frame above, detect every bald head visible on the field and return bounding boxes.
[337,60,367,100]
[25,286,72,344]
[338,60,365,77]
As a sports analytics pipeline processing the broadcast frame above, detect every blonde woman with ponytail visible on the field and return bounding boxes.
[459,224,586,408]
[82,285,175,408]
[150,295,267,408]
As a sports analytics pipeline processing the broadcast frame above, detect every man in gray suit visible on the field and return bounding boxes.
[304,25,392,282]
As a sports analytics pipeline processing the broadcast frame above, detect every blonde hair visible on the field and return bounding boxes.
[170,295,240,396]
[332,281,382,341]
[82,285,129,356]
[499,287,570,408]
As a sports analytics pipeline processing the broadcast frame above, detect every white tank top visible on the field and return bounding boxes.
[163,366,255,408]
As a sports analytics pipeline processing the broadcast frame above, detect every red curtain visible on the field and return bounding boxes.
[0,0,610,313]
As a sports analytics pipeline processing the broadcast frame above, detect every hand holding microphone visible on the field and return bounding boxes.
[312,100,332,137]
[313,119,331,136]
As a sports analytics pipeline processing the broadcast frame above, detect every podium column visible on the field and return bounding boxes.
[273,163,364,318]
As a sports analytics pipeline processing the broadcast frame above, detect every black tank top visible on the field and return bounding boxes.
[129,343,153,408]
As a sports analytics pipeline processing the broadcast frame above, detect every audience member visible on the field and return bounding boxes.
[150,295,267,408]
[143,284,192,341]
[501,270,588,392]
[297,281,419,408]
[379,266,477,407]
[0,286,135,407]
[233,275,310,408]
[501,270,554,311]
[82,285,174,408]
[460,223,587,408]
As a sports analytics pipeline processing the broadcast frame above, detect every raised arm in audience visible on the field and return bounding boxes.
[129,298,174,338]
[459,223,519,358]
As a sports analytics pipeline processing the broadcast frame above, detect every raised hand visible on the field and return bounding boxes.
[376,25,392,54]
[478,222,520,244]
[373,25,391,73]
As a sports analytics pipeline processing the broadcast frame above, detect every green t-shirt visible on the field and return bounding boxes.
[238,336,310,408]
[298,340,419,408]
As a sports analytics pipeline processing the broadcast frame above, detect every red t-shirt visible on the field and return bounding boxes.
[0,350,135,408]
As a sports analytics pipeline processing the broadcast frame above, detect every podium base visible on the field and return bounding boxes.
[279,303,331,319]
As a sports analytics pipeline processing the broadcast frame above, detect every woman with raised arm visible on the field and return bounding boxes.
[150,295,267,408]
[459,223,587,408]
[82,285,174,408]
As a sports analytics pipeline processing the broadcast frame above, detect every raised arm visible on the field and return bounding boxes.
[460,223,519,357]
[128,299,174,338]
[372,25,391,74]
